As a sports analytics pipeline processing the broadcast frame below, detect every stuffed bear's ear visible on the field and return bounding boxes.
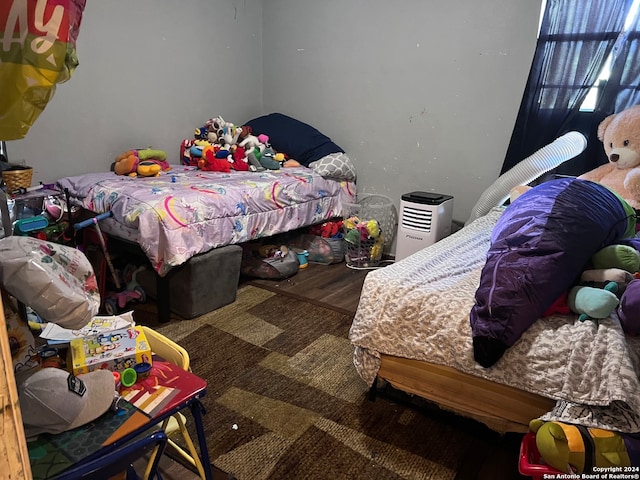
[598,113,616,141]
[510,185,532,203]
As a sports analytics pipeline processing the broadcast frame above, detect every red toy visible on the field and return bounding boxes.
[310,220,343,238]
[198,145,231,172]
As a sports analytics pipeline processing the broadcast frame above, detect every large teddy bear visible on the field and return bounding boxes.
[579,104,640,209]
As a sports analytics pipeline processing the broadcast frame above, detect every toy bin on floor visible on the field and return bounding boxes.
[240,243,300,279]
[343,194,397,255]
[518,432,566,479]
[290,234,345,264]
[343,217,385,268]
[138,245,242,319]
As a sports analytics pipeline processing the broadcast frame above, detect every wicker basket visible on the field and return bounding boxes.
[2,166,33,192]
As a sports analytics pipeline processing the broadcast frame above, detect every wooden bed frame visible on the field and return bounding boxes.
[376,354,556,434]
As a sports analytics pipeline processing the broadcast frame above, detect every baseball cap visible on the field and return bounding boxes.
[18,367,116,438]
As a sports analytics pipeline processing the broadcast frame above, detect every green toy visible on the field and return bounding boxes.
[566,243,640,322]
[591,244,640,273]
[137,148,167,161]
[529,419,640,474]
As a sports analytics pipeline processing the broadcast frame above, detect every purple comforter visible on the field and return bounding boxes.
[470,178,636,367]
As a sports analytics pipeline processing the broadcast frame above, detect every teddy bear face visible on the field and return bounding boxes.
[598,104,640,169]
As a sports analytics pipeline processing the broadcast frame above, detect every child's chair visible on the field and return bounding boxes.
[141,326,206,480]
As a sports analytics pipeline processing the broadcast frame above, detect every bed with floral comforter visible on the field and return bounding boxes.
[58,165,355,276]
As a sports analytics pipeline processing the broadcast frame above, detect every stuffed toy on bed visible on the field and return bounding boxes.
[540,240,640,333]
[470,177,637,368]
[579,103,640,209]
[113,149,171,177]
[566,243,640,321]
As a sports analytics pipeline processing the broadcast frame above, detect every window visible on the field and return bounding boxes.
[502,0,640,176]
[580,0,640,111]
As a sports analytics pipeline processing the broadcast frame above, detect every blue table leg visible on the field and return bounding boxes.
[190,399,212,480]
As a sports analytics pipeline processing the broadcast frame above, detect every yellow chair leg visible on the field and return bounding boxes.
[170,413,207,480]
[139,327,206,480]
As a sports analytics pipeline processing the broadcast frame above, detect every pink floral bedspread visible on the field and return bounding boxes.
[58,166,355,275]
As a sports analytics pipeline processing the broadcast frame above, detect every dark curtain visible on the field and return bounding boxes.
[501,0,638,177]
[600,10,640,113]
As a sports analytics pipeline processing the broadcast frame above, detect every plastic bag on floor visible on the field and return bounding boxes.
[0,236,100,329]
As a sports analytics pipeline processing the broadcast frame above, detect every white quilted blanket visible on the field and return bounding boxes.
[349,208,640,432]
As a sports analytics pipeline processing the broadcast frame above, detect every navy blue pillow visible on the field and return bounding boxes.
[245,113,344,167]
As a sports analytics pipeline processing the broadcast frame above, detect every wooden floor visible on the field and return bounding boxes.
[245,261,370,315]
[133,261,370,327]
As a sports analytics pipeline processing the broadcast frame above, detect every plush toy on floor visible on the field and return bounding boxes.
[579,103,640,209]
[529,419,640,474]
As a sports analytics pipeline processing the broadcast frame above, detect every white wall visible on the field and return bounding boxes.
[261,0,541,224]
[6,0,263,183]
[7,0,541,225]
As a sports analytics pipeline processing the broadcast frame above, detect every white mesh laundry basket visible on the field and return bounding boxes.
[343,194,397,252]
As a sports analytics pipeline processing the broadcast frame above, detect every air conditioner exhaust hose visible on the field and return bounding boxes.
[466,131,587,225]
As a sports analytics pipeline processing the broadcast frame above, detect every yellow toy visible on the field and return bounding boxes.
[113,148,171,177]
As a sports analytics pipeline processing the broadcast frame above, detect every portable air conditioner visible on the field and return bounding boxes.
[395,191,454,261]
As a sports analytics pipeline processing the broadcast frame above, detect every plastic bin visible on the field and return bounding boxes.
[290,234,344,264]
[518,432,566,479]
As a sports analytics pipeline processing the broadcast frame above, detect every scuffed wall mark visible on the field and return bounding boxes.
[234,6,237,19]
[408,108,426,124]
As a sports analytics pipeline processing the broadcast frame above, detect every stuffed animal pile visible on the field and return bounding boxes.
[180,115,300,172]
[539,238,640,335]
